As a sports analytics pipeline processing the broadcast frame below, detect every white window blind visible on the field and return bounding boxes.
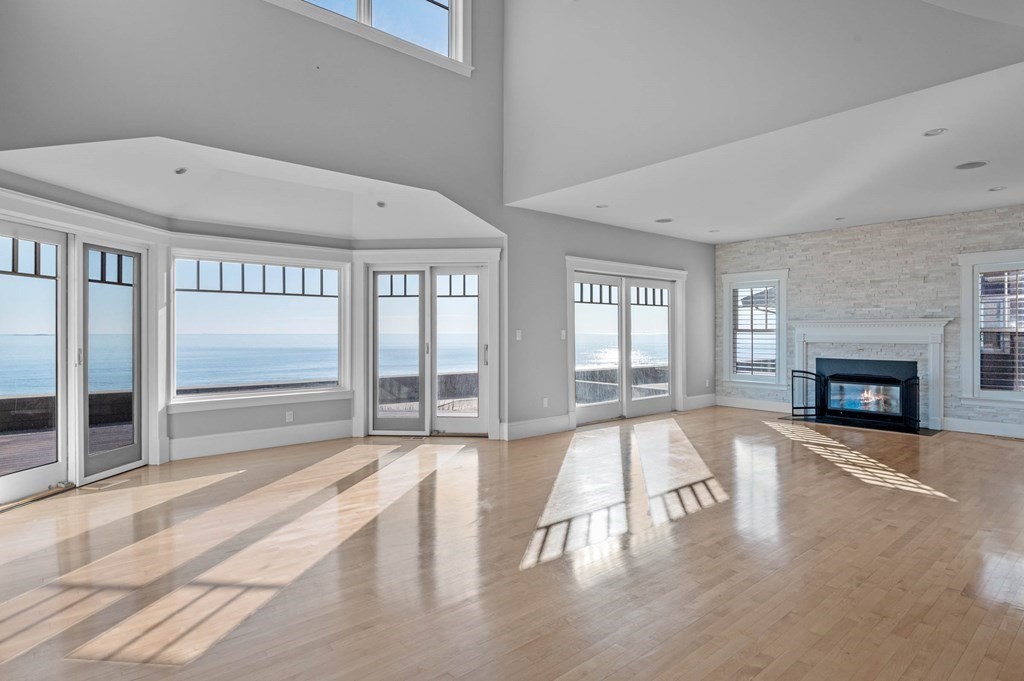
[979,268,1024,393]
[732,284,778,377]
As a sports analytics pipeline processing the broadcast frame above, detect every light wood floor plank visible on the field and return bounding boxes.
[0,408,1022,680]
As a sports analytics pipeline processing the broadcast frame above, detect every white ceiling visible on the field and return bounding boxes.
[923,0,1024,27]
[504,0,1024,244]
[0,137,502,242]
[510,61,1024,244]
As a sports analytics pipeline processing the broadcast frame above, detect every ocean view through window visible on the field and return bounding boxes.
[174,258,341,396]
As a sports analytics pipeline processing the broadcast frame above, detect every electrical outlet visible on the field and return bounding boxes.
[285,411,294,423]
[516,329,523,341]
[542,397,548,408]
[706,379,710,388]
[560,329,567,340]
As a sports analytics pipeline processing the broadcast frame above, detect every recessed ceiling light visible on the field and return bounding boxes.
[174,167,188,175]
[956,161,989,170]
[655,218,673,224]
[376,201,387,208]
[989,186,1008,192]
[595,204,609,209]
[923,128,949,137]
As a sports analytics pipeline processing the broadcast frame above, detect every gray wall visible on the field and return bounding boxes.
[0,0,715,433]
[716,203,1024,427]
[169,400,353,439]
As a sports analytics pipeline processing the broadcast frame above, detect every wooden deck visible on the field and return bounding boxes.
[0,424,134,477]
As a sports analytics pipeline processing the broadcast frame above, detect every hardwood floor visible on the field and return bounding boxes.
[2,406,1024,680]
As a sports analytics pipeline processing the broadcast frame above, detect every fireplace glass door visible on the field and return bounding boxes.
[828,380,901,416]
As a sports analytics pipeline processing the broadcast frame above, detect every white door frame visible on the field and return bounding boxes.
[566,257,687,428]
[76,236,150,485]
[353,249,501,439]
[431,265,488,435]
[0,221,69,504]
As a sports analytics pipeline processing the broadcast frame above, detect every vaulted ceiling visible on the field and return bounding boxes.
[504,0,1024,243]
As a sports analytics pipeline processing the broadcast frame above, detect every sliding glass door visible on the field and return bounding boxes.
[432,267,487,435]
[371,266,489,436]
[373,272,426,433]
[0,223,67,504]
[574,274,673,425]
[83,246,143,478]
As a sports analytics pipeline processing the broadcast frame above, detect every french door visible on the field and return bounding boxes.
[371,266,488,435]
[0,223,68,505]
[82,245,143,479]
[573,273,673,425]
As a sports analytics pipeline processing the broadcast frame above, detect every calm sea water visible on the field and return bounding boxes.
[576,333,669,369]
[0,332,672,396]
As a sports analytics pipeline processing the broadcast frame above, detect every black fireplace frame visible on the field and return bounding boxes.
[792,370,920,433]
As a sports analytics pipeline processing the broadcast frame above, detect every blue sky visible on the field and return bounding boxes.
[308,0,449,55]
[575,300,670,336]
[0,277,57,334]
[176,292,338,335]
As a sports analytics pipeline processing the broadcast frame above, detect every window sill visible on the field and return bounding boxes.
[263,0,473,78]
[168,389,354,414]
[723,379,789,390]
[959,395,1024,407]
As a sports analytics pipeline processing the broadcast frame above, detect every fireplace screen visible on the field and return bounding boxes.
[828,381,901,415]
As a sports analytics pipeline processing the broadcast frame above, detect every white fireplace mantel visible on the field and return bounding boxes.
[792,319,952,430]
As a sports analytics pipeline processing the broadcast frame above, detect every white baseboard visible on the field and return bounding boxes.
[680,394,717,411]
[169,420,353,461]
[716,396,790,413]
[502,414,574,441]
[943,418,1024,439]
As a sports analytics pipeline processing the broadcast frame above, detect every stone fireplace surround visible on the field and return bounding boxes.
[792,319,952,430]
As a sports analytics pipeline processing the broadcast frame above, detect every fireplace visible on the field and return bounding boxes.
[792,358,921,432]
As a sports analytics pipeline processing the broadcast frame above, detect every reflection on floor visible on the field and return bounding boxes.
[4,407,1024,680]
[70,444,460,666]
[765,420,955,500]
[520,419,728,570]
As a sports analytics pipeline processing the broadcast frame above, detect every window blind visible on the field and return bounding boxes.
[732,284,778,377]
[979,269,1024,392]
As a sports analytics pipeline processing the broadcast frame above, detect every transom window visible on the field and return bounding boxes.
[265,0,470,74]
[173,257,341,397]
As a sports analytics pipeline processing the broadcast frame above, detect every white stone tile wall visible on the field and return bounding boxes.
[716,204,1024,427]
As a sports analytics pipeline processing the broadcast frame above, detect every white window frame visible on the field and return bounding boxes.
[168,247,352,411]
[722,269,788,387]
[263,0,473,77]
[564,257,688,426]
[959,249,1024,405]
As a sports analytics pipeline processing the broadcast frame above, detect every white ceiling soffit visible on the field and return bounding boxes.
[0,137,501,241]
[510,62,1024,245]
[922,0,1024,27]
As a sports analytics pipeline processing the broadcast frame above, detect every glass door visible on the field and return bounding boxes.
[573,274,674,425]
[574,273,623,424]
[0,223,67,504]
[624,279,672,418]
[83,246,143,479]
[432,267,487,435]
[372,271,426,434]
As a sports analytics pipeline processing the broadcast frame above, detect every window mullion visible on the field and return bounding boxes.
[359,0,372,26]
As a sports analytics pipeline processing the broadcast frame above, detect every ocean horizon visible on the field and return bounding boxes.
[0,332,673,396]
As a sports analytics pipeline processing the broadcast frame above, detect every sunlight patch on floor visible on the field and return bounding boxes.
[520,419,728,570]
[764,421,955,501]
